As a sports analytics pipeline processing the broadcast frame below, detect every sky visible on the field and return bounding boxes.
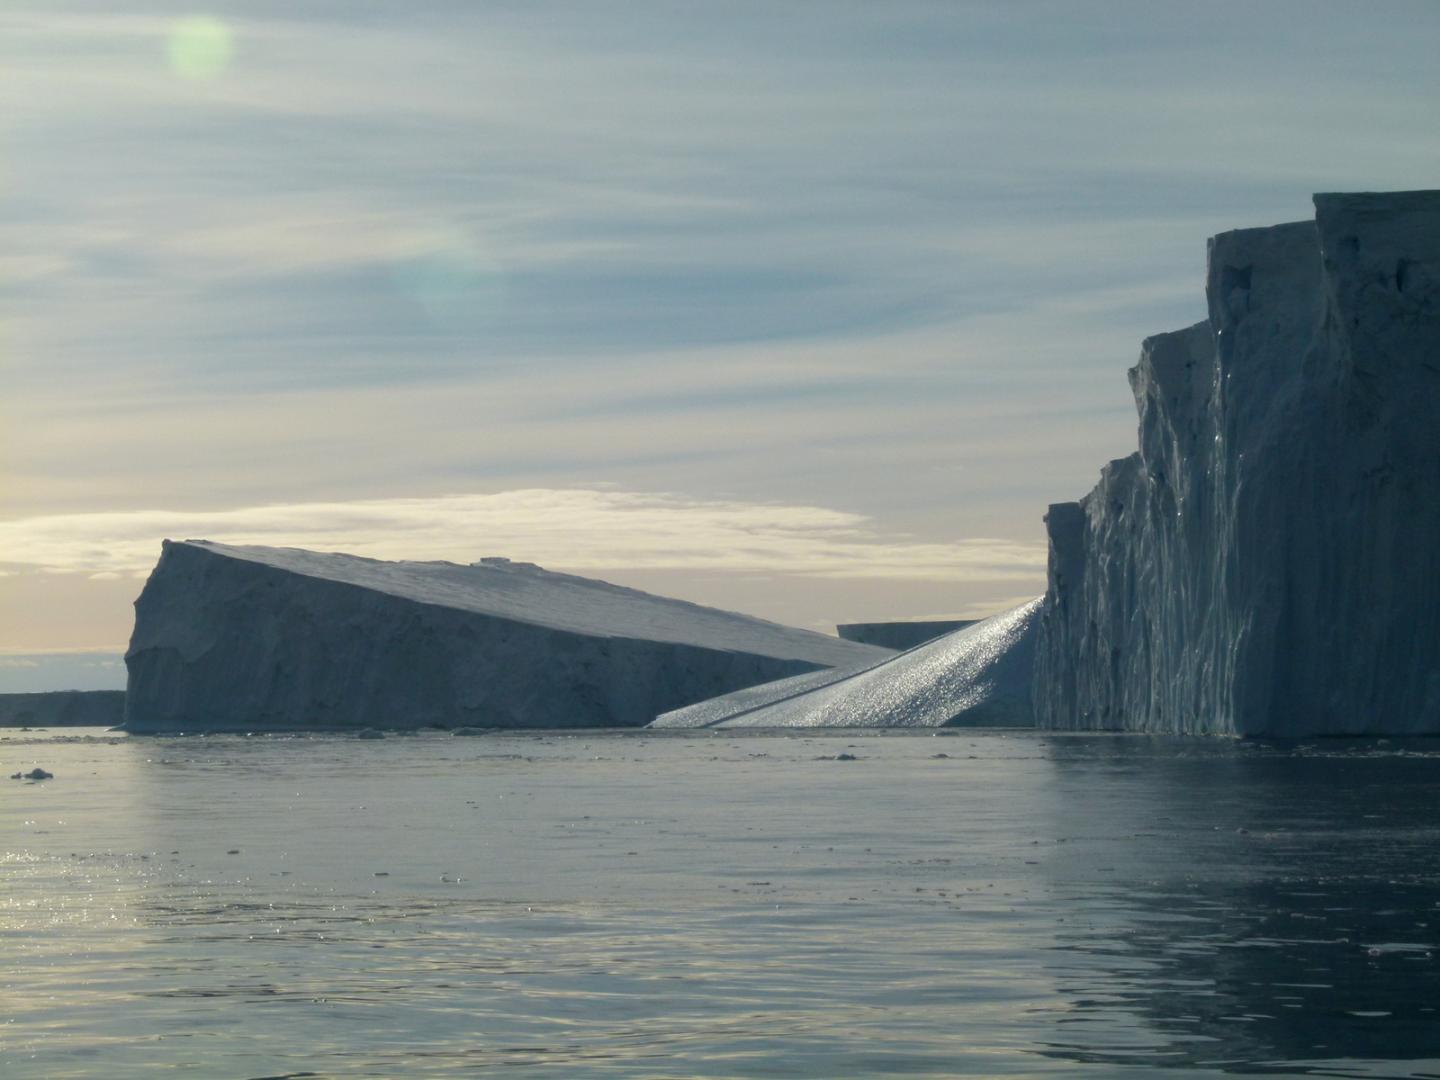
[3,1,1439,691]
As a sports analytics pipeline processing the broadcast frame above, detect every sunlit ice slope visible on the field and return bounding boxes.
[652,599,1039,729]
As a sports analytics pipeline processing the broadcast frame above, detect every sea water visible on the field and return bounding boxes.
[3,728,1438,1078]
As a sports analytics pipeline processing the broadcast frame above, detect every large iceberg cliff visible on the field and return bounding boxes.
[1034,191,1440,735]
[123,540,889,732]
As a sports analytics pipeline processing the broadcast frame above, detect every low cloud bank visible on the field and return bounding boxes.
[0,488,1046,583]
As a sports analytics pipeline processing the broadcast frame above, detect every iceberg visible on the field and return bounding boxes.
[651,599,1039,729]
[836,619,976,651]
[122,540,890,733]
[0,690,125,727]
[1034,191,1440,735]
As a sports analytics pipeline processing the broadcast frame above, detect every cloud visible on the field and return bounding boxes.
[9,2,1439,407]
[0,489,1048,584]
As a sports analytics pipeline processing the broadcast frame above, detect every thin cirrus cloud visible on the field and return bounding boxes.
[10,3,1440,400]
[0,489,1048,584]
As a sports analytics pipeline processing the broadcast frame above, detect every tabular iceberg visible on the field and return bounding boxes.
[836,620,976,651]
[122,540,890,733]
[651,599,1039,729]
[1034,191,1440,735]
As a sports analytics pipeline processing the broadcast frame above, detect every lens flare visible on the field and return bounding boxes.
[167,16,233,81]
[391,232,507,334]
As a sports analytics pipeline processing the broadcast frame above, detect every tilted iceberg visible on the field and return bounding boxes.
[1034,191,1440,735]
[122,540,890,732]
[651,599,1039,729]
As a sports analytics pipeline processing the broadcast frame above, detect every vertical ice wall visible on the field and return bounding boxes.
[1034,191,1440,735]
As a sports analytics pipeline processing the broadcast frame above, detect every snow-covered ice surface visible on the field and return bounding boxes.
[647,657,890,729]
[653,599,1039,728]
[7,726,1440,1079]
[123,540,888,733]
[1035,191,1440,735]
[159,542,883,660]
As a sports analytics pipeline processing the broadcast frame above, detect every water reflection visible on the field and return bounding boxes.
[1036,736,1440,1074]
[5,729,1440,1077]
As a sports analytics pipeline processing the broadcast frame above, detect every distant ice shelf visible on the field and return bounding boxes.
[0,690,125,727]
[651,599,1039,729]
[836,619,976,651]
[122,540,890,733]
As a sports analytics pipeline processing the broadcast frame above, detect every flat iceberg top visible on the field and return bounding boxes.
[172,540,889,667]
[653,598,1041,728]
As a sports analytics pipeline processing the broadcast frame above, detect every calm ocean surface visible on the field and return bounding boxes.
[3,727,1439,1079]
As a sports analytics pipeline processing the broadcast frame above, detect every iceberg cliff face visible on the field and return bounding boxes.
[1034,191,1440,735]
[652,599,1039,729]
[123,541,889,733]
